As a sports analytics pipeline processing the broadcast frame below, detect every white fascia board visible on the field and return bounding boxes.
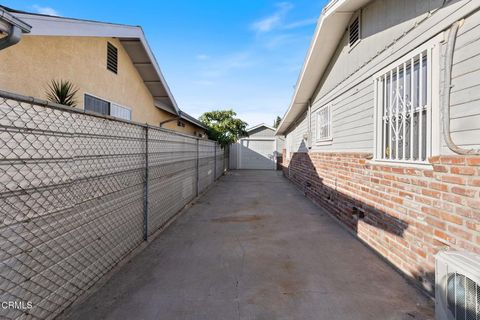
[247,123,276,132]
[275,0,371,135]
[13,13,140,37]
[15,13,180,115]
[138,28,180,115]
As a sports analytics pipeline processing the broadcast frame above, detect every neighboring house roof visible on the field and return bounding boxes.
[2,6,180,116]
[0,6,31,33]
[179,111,207,130]
[247,123,276,132]
[276,0,371,135]
[0,6,31,50]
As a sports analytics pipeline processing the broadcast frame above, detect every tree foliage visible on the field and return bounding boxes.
[199,110,249,147]
[46,80,79,107]
[273,116,282,128]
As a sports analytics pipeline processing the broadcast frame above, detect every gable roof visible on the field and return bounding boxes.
[276,0,371,135]
[3,6,180,115]
[247,123,276,132]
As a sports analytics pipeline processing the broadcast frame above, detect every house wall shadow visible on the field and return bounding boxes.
[282,141,437,295]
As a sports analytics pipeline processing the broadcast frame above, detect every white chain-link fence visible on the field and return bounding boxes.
[0,90,226,319]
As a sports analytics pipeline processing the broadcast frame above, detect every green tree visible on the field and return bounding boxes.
[199,110,248,147]
[45,79,79,107]
[273,116,282,128]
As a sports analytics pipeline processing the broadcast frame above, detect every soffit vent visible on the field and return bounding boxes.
[107,42,118,74]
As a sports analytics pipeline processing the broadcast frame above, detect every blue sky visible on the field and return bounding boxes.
[3,1,326,127]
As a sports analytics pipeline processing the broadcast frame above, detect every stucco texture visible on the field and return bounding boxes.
[0,35,206,137]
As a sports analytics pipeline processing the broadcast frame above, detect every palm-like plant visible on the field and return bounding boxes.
[46,80,79,107]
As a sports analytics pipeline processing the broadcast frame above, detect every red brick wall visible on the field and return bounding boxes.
[282,151,480,294]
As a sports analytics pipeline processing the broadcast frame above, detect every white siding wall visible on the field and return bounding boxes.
[315,0,442,100]
[284,0,480,156]
[285,112,309,154]
[276,136,285,153]
[311,80,374,152]
[442,8,480,153]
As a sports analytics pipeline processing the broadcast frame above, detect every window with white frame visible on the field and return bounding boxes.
[374,48,431,163]
[84,94,132,121]
[315,105,332,142]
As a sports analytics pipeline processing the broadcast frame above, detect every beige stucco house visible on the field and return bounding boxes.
[0,6,208,138]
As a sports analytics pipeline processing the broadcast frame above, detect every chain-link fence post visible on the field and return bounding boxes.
[143,125,149,241]
[196,138,199,197]
[224,145,228,171]
[214,143,217,180]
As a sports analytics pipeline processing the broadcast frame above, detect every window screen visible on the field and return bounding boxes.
[110,103,132,120]
[84,94,110,116]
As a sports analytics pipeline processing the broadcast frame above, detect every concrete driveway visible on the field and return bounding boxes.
[63,170,434,320]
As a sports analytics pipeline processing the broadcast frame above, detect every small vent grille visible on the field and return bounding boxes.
[349,15,360,47]
[107,42,118,74]
[446,273,480,320]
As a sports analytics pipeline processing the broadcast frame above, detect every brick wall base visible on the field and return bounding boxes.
[282,152,480,294]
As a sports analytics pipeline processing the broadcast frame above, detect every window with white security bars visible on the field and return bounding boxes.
[374,48,432,164]
[316,105,332,143]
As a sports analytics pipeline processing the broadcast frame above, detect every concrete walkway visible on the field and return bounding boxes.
[64,170,434,320]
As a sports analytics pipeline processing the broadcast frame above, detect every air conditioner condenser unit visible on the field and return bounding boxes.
[436,250,480,320]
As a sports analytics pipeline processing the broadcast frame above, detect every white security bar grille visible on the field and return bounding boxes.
[375,49,431,163]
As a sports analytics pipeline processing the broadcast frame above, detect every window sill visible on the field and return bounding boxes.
[367,159,433,170]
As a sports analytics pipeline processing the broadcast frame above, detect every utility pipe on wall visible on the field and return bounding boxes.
[441,21,480,155]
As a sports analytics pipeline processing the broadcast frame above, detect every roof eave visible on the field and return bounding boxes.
[247,123,276,132]
[275,0,371,135]
[11,12,180,115]
[0,6,31,33]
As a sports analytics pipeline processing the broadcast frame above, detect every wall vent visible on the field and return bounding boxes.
[107,42,118,74]
[348,13,360,48]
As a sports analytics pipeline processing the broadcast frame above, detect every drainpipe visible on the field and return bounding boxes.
[159,116,180,127]
[441,21,480,155]
[0,7,31,50]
